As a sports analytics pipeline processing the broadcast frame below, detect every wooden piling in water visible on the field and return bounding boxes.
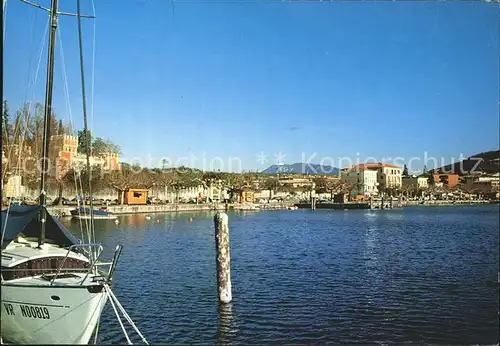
[311,197,317,210]
[214,212,232,304]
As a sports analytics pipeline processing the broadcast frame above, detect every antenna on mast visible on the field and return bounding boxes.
[20,0,95,18]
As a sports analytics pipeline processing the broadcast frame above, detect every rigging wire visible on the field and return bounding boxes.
[105,285,150,345]
[23,0,40,108]
[76,0,96,260]
[20,1,38,173]
[1,15,48,188]
[15,107,31,203]
[90,0,96,157]
[105,286,132,345]
[103,283,150,345]
[29,15,50,157]
[57,24,89,241]
[78,172,91,244]
[93,305,101,345]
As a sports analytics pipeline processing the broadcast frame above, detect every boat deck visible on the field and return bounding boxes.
[1,238,87,268]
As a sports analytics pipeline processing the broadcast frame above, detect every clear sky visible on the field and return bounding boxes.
[4,0,499,172]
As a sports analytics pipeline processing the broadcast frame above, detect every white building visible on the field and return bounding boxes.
[402,175,429,190]
[475,173,500,188]
[349,163,403,190]
[340,168,378,196]
[4,175,25,198]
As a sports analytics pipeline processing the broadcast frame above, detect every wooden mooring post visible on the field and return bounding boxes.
[214,212,232,304]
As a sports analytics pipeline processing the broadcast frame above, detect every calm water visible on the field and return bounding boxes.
[63,205,499,344]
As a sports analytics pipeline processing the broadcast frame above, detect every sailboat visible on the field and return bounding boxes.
[1,0,133,344]
[71,206,118,220]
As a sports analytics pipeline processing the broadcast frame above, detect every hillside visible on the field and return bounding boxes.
[432,150,500,175]
[262,163,339,175]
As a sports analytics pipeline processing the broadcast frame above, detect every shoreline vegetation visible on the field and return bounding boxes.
[2,101,499,209]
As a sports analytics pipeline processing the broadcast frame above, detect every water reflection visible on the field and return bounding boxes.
[364,226,380,269]
[216,303,235,345]
[125,214,150,228]
[364,211,379,223]
[60,207,499,344]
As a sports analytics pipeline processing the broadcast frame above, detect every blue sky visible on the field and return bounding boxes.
[4,0,499,172]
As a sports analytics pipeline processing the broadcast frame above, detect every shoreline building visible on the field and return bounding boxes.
[432,173,459,189]
[341,162,403,195]
[340,166,379,196]
[49,135,120,178]
[402,175,429,190]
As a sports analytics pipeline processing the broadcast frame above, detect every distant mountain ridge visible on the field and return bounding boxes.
[431,150,500,175]
[262,163,339,175]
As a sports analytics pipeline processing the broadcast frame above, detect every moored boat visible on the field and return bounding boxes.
[71,206,118,220]
[1,205,122,344]
[1,0,145,343]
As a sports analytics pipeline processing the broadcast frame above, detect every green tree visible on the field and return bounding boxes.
[2,100,11,148]
[177,168,202,189]
[57,120,64,135]
[65,165,106,198]
[49,113,58,139]
[152,168,178,203]
[403,164,409,177]
[77,129,92,154]
[92,137,108,157]
[26,103,44,160]
[105,164,154,204]
[77,131,121,156]
[312,177,329,193]
[103,139,121,155]
[262,176,280,199]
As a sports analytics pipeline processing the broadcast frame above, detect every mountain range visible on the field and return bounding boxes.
[262,150,500,176]
[432,150,500,175]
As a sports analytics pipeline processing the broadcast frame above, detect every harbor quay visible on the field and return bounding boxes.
[44,199,498,217]
[47,202,289,216]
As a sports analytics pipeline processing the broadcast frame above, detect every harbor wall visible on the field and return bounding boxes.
[295,202,371,210]
[402,200,496,206]
[47,202,289,216]
[44,199,498,216]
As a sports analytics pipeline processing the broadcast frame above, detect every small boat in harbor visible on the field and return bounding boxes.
[71,207,118,220]
[237,203,261,211]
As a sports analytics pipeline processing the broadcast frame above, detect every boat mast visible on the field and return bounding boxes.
[76,0,96,261]
[38,0,59,248]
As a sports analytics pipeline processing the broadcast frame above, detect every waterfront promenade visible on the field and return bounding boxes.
[46,202,288,216]
[42,199,498,216]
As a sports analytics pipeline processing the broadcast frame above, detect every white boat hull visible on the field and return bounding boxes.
[1,283,108,344]
[72,215,118,220]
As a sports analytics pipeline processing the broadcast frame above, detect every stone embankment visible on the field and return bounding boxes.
[47,202,290,216]
[41,199,499,216]
[403,200,497,206]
